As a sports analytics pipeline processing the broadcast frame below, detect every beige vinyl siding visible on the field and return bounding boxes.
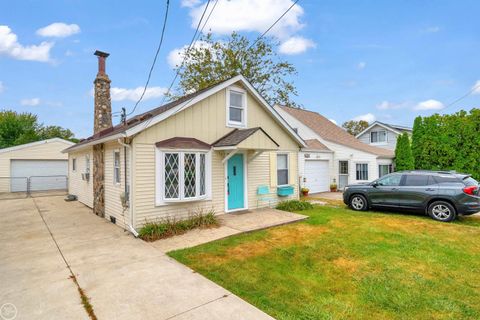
[131,83,300,229]
[68,148,93,208]
[0,139,72,193]
[104,141,130,228]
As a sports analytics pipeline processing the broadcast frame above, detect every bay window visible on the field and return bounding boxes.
[161,151,209,202]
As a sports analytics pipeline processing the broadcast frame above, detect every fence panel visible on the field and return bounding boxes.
[0,177,28,200]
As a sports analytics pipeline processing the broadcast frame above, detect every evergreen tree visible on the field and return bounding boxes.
[395,133,414,171]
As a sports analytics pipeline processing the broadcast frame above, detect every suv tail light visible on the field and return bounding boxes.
[463,185,479,195]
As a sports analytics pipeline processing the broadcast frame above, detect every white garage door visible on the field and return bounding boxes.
[304,160,330,193]
[10,160,68,192]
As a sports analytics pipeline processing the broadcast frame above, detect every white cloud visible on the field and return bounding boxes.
[110,86,167,102]
[376,100,407,110]
[357,61,366,70]
[36,23,80,38]
[167,41,213,68]
[353,113,376,123]
[0,26,53,62]
[472,80,480,95]
[422,26,440,34]
[20,98,41,106]
[181,0,201,7]
[0,81,4,93]
[279,36,315,55]
[328,118,338,125]
[414,99,444,111]
[188,0,305,39]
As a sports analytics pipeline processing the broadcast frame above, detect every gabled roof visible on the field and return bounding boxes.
[64,75,305,153]
[279,106,394,158]
[0,138,74,154]
[212,127,279,148]
[155,137,211,150]
[355,121,412,138]
[303,139,332,152]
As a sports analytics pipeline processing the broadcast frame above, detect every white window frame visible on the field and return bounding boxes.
[72,158,77,172]
[155,149,212,206]
[226,86,247,128]
[370,130,387,144]
[277,153,289,186]
[113,150,121,185]
[356,163,369,181]
[378,164,393,178]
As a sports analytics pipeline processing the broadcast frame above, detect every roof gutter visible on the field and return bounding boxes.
[62,133,124,153]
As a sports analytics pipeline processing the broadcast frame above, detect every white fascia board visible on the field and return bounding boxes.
[0,138,74,154]
[62,133,124,153]
[356,121,401,138]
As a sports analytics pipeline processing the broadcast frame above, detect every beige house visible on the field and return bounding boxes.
[64,52,305,234]
[0,138,74,193]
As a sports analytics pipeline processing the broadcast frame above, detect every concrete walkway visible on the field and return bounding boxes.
[152,209,308,252]
[0,196,275,320]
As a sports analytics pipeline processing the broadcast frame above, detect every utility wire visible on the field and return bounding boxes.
[125,0,170,117]
[248,0,300,50]
[159,0,213,107]
[441,82,480,111]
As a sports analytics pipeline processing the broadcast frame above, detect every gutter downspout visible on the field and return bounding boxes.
[117,136,138,237]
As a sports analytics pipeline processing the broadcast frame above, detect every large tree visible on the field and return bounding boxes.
[342,120,369,136]
[394,132,414,171]
[171,32,299,107]
[0,110,77,148]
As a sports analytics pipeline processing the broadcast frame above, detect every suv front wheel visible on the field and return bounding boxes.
[428,201,457,222]
[349,194,368,211]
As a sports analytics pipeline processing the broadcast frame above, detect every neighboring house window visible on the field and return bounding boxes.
[339,161,349,175]
[162,151,208,201]
[277,154,289,186]
[114,151,121,184]
[356,163,368,180]
[72,158,77,172]
[378,164,393,177]
[227,88,246,127]
[370,130,387,143]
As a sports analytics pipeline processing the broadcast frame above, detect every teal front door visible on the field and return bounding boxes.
[227,154,245,211]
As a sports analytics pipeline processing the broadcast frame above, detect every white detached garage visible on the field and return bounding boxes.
[0,138,74,193]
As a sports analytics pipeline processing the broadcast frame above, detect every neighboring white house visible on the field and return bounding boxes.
[0,138,74,193]
[356,121,412,151]
[274,105,395,192]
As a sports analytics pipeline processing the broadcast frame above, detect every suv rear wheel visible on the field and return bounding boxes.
[428,201,457,222]
[349,194,368,211]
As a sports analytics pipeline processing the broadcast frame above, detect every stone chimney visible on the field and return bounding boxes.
[93,50,112,134]
[92,50,111,218]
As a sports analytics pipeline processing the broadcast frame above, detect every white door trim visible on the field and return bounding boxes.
[224,151,248,213]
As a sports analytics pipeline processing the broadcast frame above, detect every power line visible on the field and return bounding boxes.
[126,0,171,117]
[248,0,300,50]
[159,0,213,106]
[441,82,480,111]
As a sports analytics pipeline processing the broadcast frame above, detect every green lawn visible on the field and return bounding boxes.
[168,206,480,320]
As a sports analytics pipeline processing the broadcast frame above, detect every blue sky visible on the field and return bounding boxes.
[1,0,479,138]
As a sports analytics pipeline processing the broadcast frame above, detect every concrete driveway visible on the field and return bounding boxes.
[0,196,274,320]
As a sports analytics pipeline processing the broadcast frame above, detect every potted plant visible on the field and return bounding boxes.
[301,187,309,197]
[330,183,337,192]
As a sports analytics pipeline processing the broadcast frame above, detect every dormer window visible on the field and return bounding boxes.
[227,87,247,127]
[370,130,387,143]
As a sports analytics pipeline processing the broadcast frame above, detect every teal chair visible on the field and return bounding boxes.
[257,185,274,208]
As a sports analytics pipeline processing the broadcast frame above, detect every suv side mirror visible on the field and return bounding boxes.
[371,181,379,188]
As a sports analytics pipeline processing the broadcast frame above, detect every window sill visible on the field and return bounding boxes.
[370,142,387,146]
[227,121,246,128]
[159,196,208,204]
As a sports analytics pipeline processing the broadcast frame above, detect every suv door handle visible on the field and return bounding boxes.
[391,188,398,191]
[425,188,435,191]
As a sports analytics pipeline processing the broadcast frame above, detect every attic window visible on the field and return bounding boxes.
[227,87,247,127]
[370,130,387,143]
